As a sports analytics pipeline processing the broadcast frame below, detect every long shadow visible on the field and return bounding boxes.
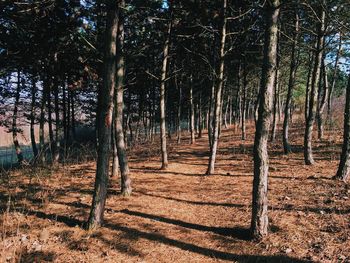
[23,209,310,263]
[136,191,246,208]
[271,204,350,215]
[132,168,203,177]
[26,209,85,227]
[120,209,250,240]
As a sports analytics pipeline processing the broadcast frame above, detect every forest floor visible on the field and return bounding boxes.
[0,118,349,263]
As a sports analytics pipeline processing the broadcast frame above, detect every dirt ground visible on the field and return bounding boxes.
[0,120,349,262]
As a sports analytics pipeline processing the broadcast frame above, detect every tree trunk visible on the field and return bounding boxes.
[71,90,76,140]
[206,0,226,175]
[304,5,325,165]
[159,1,172,170]
[39,79,48,163]
[47,80,54,160]
[251,0,280,240]
[304,52,314,122]
[13,70,24,165]
[177,79,182,144]
[189,75,195,144]
[87,0,118,230]
[111,116,119,178]
[198,91,203,138]
[334,74,350,182]
[53,74,60,164]
[270,70,278,142]
[283,11,299,153]
[62,80,67,156]
[241,61,247,140]
[317,59,329,140]
[115,0,131,196]
[208,82,215,148]
[30,77,38,161]
[328,32,342,120]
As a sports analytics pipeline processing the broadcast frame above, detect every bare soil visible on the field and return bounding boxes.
[0,120,349,262]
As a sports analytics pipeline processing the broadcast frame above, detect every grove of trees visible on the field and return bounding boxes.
[1,0,350,244]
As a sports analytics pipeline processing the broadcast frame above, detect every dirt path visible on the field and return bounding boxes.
[0,122,349,262]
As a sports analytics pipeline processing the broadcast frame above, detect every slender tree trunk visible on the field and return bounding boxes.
[251,0,280,240]
[206,0,227,175]
[30,77,38,161]
[334,74,350,182]
[177,79,182,144]
[198,91,203,138]
[270,70,278,142]
[283,11,299,153]
[47,81,54,160]
[328,32,342,120]
[111,116,119,178]
[208,82,215,148]
[304,52,314,122]
[317,59,329,140]
[224,93,229,129]
[159,1,172,170]
[270,30,280,143]
[241,61,247,140]
[71,91,76,140]
[115,0,131,196]
[13,70,24,165]
[189,75,195,144]
[87,0,118,230]
[62,81,67,156]
[39,80,47,163]
[304,5,325,165]
[67,88,71,142]
[53,75,60,164]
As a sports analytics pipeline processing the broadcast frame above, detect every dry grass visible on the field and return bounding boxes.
[0,119,349,262]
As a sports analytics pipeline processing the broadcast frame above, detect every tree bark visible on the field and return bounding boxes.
[198,91,203,138]
[189,75,195,144]
[206,0,227,175]
[177,78,182,144]
[87,0,118,230]
[115,0,131,196]
[283,11,299,153]
[251,0,280,240]
[328,32,342,120]
[39,79,48,164]
[334,74,350,182]
[30,77,38,161]
[241,60,247,140]
[304,5,325,165]
[47,80,54,160]
[53,72,60,164]
[13,70,24,165]
[111,116,119,178]
[159,1,172,170]
[317,59,329,140]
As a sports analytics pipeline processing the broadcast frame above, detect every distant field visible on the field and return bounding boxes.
[0,146,34,167]
[0,125,37,166]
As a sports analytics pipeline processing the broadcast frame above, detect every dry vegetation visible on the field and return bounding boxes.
[0,119,349,262]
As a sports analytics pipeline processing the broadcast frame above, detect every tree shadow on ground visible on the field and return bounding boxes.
[135,191,246,208]
[24,209,310,262]
[19,251,56,262]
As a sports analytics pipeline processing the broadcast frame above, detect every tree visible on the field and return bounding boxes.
[206,0,227,175]
[304,4,325,165]
[251,0,280,240]
[87,0,118,230]
[115,0,131,196]
[159,1,173,170]
[334,74,350,182]
[283,10,299,154]
[12,70,24,165]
